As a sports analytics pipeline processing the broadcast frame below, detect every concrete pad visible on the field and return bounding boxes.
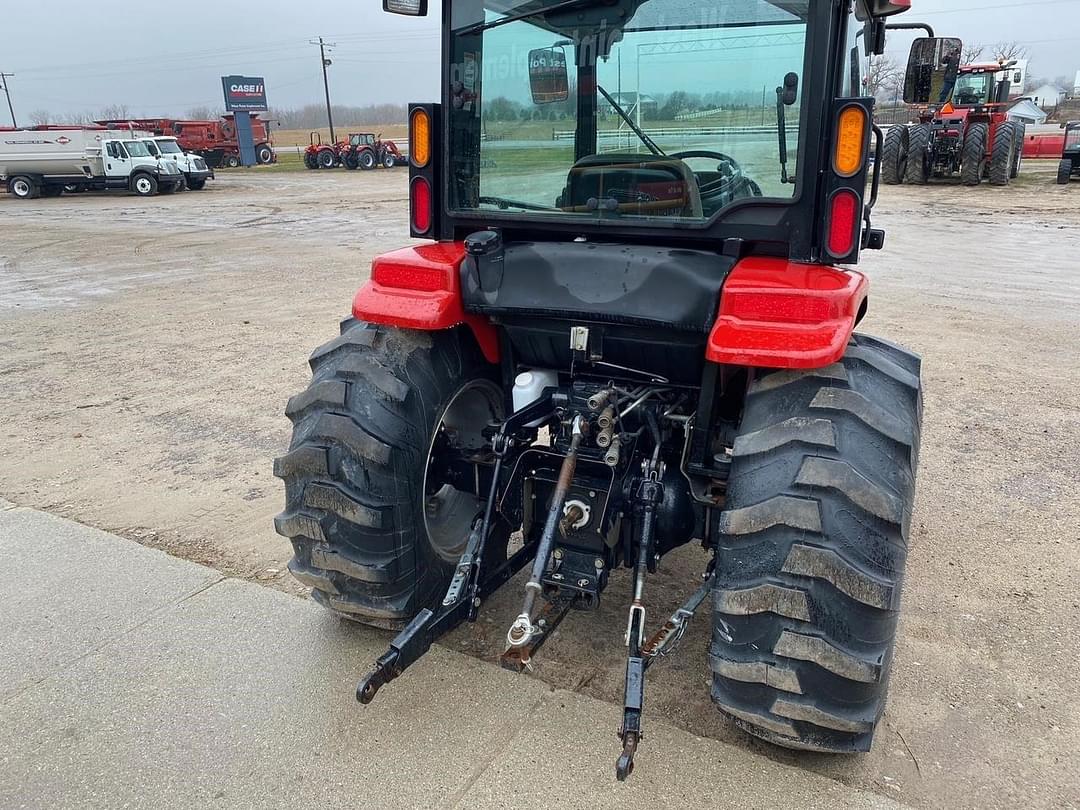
[0,576,550,810]
[0,507,903,809]
[0,506,219,700]
[464,688,905,809]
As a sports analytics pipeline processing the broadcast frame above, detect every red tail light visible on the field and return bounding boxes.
[826,189,859,258]
[411,176,432,235]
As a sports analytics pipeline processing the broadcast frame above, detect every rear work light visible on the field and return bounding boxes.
[833,105,867,177]
[410,108,430,168]
[826,189,859,257]
[411,176,432,235]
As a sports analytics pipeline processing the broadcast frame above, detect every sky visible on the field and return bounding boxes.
[2,0,1077,122]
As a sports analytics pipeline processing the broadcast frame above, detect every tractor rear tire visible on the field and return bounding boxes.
[989,123,1014,186]
[710,333,922,753]
[902,124,930,185]
[274,320,509,628]
[317,149,336,169]
[343,153,359,170]
[1058,159,1073,185]
[1009,122,1025,179]
[880,125,908,185]
[961,123,988,186]
[304,152,319,170]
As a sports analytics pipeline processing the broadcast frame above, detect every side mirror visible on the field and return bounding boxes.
[780,72,798,105]
[529,46,569,105]
[903,37,962,104]
[383,0,427,15]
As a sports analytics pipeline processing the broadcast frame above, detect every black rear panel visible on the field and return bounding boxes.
[461,239,733,385]
[461,240,734,333]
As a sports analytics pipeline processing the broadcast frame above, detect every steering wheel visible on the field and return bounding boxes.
[669,149,760,200]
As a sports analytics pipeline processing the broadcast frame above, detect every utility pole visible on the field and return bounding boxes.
[0,73,16,128]
[311,37,336,143]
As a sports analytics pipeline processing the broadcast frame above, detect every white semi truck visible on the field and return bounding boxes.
[140,136,214,190]
[0,128,184,199]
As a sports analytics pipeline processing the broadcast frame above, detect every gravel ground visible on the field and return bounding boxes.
[1,164,1077,808]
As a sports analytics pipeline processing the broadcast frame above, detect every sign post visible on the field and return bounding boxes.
[221,75,268,167]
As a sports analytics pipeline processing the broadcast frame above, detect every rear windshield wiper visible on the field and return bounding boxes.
[478,195,558,212]
[461,0,607,35]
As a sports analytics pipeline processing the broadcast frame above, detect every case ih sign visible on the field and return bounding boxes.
[221,76,268,112]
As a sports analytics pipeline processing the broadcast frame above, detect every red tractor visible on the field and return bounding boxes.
[276,0,927,780]
[303,131,345,169]
[339,133,405,170]
[882,49,1023,186]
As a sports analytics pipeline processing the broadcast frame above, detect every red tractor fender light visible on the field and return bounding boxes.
[410,176,432,235]
[826,189,859,258]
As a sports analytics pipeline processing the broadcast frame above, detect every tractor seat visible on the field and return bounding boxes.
[557,154,703,218]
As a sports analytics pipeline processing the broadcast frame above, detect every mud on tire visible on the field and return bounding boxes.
[709,333,922,752]
[880,124,908,185]
[274,319,506,629]
[989,123,1014,186]
[902,124,930,185]
[961,123,988,186]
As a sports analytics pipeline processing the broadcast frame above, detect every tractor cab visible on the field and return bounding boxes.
[390,0,912,265]
[349,133,377,147]
[1059,121,1080,184]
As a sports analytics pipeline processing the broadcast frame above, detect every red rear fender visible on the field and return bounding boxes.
[706,257,868,369]
[351,242,500,363]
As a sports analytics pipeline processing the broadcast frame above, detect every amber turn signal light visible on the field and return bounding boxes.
[410,108,430,168]
[833,105,867,178]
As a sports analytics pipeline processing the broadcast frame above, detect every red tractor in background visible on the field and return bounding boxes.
[304,132,405,170]
[882,53,1023,187]
[340,133,405,170]
[303,131,343,169]
[95,115,276,168]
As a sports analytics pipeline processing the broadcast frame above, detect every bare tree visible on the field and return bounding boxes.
[991,41,1028,62]
[28,108,50,125]
[185,105,224,120]
[962,43,985,64]
[97,104,129,121]
[866,56,904,100]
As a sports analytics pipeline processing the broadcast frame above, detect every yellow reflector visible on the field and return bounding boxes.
[833,106,866,177]
[410,109,430,168]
